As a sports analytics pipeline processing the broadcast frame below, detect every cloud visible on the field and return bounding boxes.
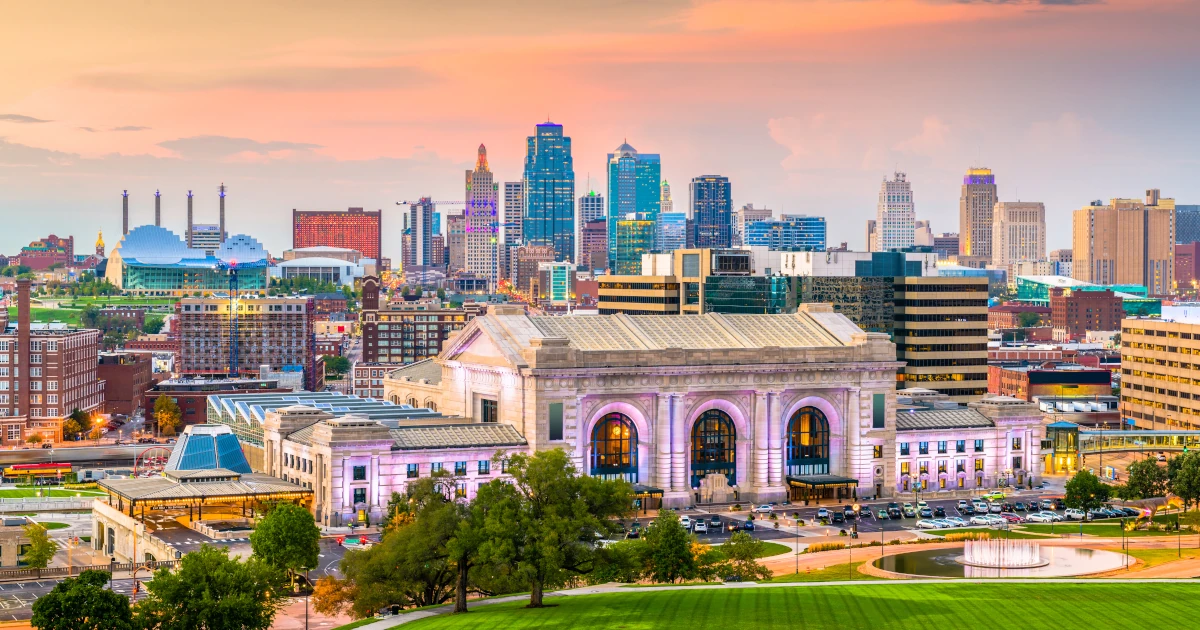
[157,135,323,159]
[944,0,1102,4]
[78,126,99,133]
[112,125,150,132]
[0,114,51,124]
[893,117,951,156]
[77,65,437,93]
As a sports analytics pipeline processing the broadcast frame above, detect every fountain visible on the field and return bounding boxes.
[959,539,1048,568]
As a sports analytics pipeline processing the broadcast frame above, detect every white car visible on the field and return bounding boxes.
[972,502,988,513]
[932,519,954,528]
[679,515,692,529]
[957,500,969,511]
[1026,512,1056,523]
[693,520,708,533]
[969,515,993,526]
[753,505,773,514]
[944,516,968,527]
[816,507,829,519]
[916,519,940,529]
[985,515,1005,526]
[1064,509,1086,521]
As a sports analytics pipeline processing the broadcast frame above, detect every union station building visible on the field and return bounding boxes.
[385,304,904,507]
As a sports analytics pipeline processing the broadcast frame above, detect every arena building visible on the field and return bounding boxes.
[104,225,269,295]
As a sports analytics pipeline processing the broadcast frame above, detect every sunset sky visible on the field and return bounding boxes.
[2,0,1198,262]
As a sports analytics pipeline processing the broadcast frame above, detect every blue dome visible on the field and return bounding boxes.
[114,225,197,264]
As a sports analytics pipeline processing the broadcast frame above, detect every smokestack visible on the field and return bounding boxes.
[187,190,194,248]
[16,278,30,417]
[122,190,129,235]
[219,183,226,242]
[154,189,162,227]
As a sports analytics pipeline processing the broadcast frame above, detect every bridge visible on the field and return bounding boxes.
[1077,429,1200,455]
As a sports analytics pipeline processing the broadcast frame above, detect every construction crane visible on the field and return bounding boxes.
[226,260,239,377]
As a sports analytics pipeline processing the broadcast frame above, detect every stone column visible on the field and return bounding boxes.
[656,394,672,490]
[752,391,769,492]
[670,395,687,493]
[574,395,587,474]
[370,454,380,508]
[767,392,782,486]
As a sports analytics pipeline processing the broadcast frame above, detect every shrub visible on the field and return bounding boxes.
[943,532,992,542]
[802,542,847,554]
[731,504,742,512]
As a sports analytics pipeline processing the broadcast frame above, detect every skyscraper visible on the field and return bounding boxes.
[613,213,657,275]
[447,213,466,272]
[1072,191,1175,295]
[958,167,998,261]
[1176,205,1200,244]
[656,212,687,253]
[660,180,673,214]
[991,201,1046,266]
[465,144,500,286]
[865,219,877,252]
[407,197,435,268]
[293,207,382,260]
[502,181,524,280]
[577,190,605,265]
[580,219,608,272]
[523,122,576,262]
[733,203,772,247]
[875,172,915,251]
[690,175,732,249]
[607,142,661,268]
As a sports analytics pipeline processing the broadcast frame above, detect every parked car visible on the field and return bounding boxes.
[1064,508,1086,521]
[887,502,901,519]
[40,442,52,449]
[1052,498,1066,510]
[985,515,1006,526]
[753,505,773,514]
[878,509,890,520]
[727,521,742,533]
[709,516,722,528]
[743,520,755,531]
[1001,502,1016,512]
[843,505,856,518]
[693,520,708,533]
[1014,502,1027,512]
[1027,512,1056,523]
[816,507,830,520]
[933,506,946,517]
[1040,499,1056,510]
[932,519,955,528]
[944,516,967,527]
[919,507,933,518]
[988,503,1003,514]
[973,501,989,514]
[831,512,845,524]
[859,506,871,517]
[902,503,916,518]
[917,500,929,510]
[957,500,969,511]
[961,504,975,515]
[999,512,1024,524]
[679,516,692,530]
[916,519,940,530]
[970,515,993,526]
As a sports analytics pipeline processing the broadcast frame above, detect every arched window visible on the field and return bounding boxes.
[406,396,418,407]
[390,395,401,404]
[424,400,438,413]
[691,409,736,488]
[590,413,638,482]
[786,407,830,476]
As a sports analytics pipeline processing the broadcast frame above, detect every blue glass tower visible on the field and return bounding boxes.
[523,122,576,262]
[691,175,732,248]
[607,142,661,268]
[743,214,826,250]
[656,211,688,252]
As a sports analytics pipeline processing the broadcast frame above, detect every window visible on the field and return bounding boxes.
[407,464,419,479]
[919,461,929,474]
[352,465,367,481]
[955,440,965,453]
[1011,437,1022,450]
[899,443,909,456]
[432,462,444,473]
[937,441,947,454]
[1012,457,1023,470]
[455,482,467,498]
[900,461,910,475]
[937,460,947,474]
[873,445,883,459]
[918,442,929,455]
[454,461,467,476]
[956,460,965,473]
[500,459,508,473]
[29,368,40,377]
[352,488,366,505]
[548,402,563,440]
[6,426,18,440]
[480,398,498,423]
[974,439,984,452]
[478,460,491,475]
[872,393,886,429]
[975,459,984,471]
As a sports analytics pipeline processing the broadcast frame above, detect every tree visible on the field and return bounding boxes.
[446,477,500,613]
[477,449,632,607]
[1169,451,1200,511]
[31,570,132,630]
[324,355,350,377]
[1064,470,1111,520]
[642,509,695,583]
[141,318,165,334]
[61,418,82,441]
[719,532,772,582]
[588,539,645,584]
[22,522,59,569]
[1124,456,1169,499]
[26,433,43,445]
[1017,311,1042,329]
[153,395,181,437]
[250,503,320,581]
[310,575,356,618]
[134,544,287,630]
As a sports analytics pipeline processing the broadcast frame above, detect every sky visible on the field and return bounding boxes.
[1,0,1198,263]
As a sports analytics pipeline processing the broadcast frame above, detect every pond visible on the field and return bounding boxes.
[873,545,1130,578]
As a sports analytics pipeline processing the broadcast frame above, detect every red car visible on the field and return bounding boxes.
[998,512,1024,524]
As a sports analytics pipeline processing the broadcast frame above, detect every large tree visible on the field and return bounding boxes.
[31,570,132,630]
[134,544,287,630]
[249,503,320,581]
[1124,456,1169,499]
[1169,451,1200,510]
[719,532,772,582]
[477,449,632,607]
[153,395,181,437]
[642,509,695,583]
[1065,470,1111,520]
[22,522,58,569]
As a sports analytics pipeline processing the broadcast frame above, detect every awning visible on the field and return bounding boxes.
[786,474,859,488]
[631,484,664,497]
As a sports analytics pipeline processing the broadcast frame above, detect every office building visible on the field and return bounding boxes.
[599,248,780,316]
[875,172,915,251]
[958,168,997,260]
[893,276,989,403]
[1120,315,1200,429]
[660,180,673,214]
[932,233,959,259]
[502,181,524,279]
[14,234,73,271]
[691,175,732,249]
[292,207,381,261]
[523,122,576,262]
[465,145,500,286]
[577,190,605,265]
[656,211,687,254]
[1176,243,1200,293]
[914,220,933,247]
[580,219,608,273]
[612,213,657,275]
[359,290,479,366]
[0,279,103,444]
[865,219,878,252]
[734,204,773,247]
[447,213,466,272]
[406,197,435,268]
[188,224,223,256]
[430,235,446,267]
[779,250,939,278]
[1049,249,1073,277]
[743,214,827,251]
[991,201,1046,266]
[97,352,153,416]
[796,276,895,334]
[987,304,1050,330]
[176,295,322,392]
[273,257,364,287]
[607,142,661,267]
[514,245,557,296]
[988,363,1111,401]
[1049,287,1123,342]
[1015,275,1159,317]
[105,226,269,295]
[1071,190,1175,295]
[535,262,575,305]
[1176,205,1200,244]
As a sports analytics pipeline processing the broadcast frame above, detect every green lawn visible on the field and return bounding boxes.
[7,307,83,326]
[39,522,70,530]
[402,584,1200,629]
[928,527,1047,540]
[331,619,381,630]
[767,562,884,582]
[711,541,790,558]
[0,488,106,498]
[1020,523,1176,538]
[1121,547,1200,569]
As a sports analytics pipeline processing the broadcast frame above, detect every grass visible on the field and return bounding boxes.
[928,527,1047,540]
[39,522,70,530]
[331,619,381,630]
[7,307,83,326]
[1020,523,1178,538]
[400,584,1200,629]
[1120,547,1200,569]
[621,581,723,588]
[766,561,885,582]
[711,541,790,558]
[0,488,106,498]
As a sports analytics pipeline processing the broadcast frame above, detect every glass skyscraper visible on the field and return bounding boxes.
[523,122,576,262]
[613,213,657,275]
[656,211,687,252]
[743,214,826,250]
[607,142,661,268]
[691,175,732,248]
[1177,205,1200,244]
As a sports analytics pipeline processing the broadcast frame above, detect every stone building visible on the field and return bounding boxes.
[386,304,902,506]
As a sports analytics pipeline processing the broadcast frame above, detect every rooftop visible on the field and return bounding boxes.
[208,390,443,428]
[388,359,442,385]
[896,407,994,431]
[390,423,527,450]
[114,225,268,269]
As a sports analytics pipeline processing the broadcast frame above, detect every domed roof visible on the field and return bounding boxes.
[114,225,194,264]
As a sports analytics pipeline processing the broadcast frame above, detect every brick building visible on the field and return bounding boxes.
[292,208,382,261]
[145,377,292,430]
[514,245,556,296]
[97,352,153,416]
[580,219,608,273]
[99,307,146,330]
[359,280,483,365]
[0,279,104,444]
[311,293,349,316]
[987,362,1112,401]
[314,333,347,359]
[988,304,1051,330]
[1176,242,1200,293]
[14,234,74,271]
[1049,288,1124,342]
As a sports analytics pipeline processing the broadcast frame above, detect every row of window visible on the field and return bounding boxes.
[0,341,61,352]
[899,457,1024,474]
[900,440,985,455]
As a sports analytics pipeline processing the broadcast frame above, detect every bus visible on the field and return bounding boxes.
[2,462,72,484]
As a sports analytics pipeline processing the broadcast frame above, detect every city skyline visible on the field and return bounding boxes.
[1,1,1199,263]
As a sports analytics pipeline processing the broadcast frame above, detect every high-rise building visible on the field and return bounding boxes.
[875,172,914,251]
[523,122,575,262]
[430,235,446,267]
[656,212,688,253]
[1121,314,1200,429]
[932,233,959,259]
[894,276,989,403]
[1072,190,1175,295]
[514,245,557,296]
[690,175,732,249]
[360,285,481,365]
[991,202,1046,266]
[914,220,933,247]
[958,167,997,260]
[865,219,878,252]
[580,219,608,272]
[432,211,441,238]
[502,181,524,280]
[743,215,826,251]
[612,213,657,275]
[607,142,661,267]
[577,190,604,264]
[292,208,382,261]
[188,225,224,256]
[1176,205,1200,244]
[404,197,435,269]
[733,203,772,247]
[465,145,500,287]
[660,180,673,214]
[447,213,466,272]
